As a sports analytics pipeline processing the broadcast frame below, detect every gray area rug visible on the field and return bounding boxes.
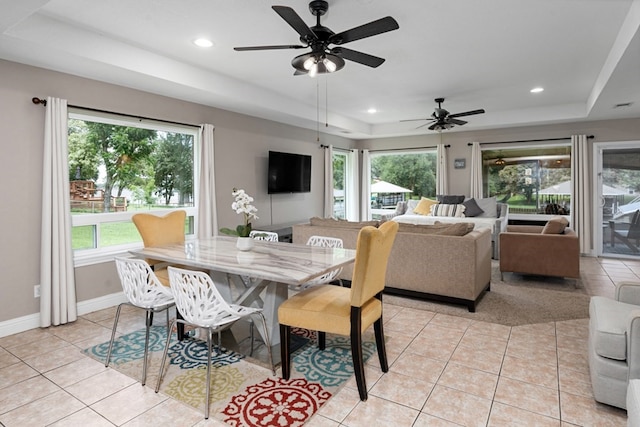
[384,261,590,326]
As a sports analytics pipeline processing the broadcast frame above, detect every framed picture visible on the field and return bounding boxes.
[454,158,466,169]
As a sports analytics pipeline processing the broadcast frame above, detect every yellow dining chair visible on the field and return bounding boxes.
[278,220,399,401]
[132,210,186,286]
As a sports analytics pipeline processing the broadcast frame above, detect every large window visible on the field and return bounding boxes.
[369,150,436,218]
[68,110,198,266]
[482,145,571,216]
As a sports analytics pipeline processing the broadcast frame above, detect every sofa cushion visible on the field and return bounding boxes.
[475,197,498,218]
[431,203,466,217]
[397,222,473,236]
[462,198,484,217]
[434,221,475,235]
[414,197,439,215]
[590,296,636,361]
[542,216,569,234]
[437,195,465,204]
[395,201,408,216]
[309,217,379,229]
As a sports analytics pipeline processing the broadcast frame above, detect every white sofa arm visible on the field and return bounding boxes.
[616,281,640,305]
[628,309,640,380]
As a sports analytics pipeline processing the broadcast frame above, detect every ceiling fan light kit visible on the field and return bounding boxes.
[234,0,399,76]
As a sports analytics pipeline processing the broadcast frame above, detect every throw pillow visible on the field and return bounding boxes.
[437,195,465,204]
[395,201,408,216]
[542,216,569,234]
[396,223,452,234]
[310,217,379,229]
[475,197,498,218]
[430,203,466,217]
[462,198,484,217]
[406,199,420,214]
[434,222,475,236]
[413,197,439,215]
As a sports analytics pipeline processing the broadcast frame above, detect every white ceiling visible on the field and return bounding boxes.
[1,0,639,139]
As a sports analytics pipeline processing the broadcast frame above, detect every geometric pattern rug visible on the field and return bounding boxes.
[82,325,377,426]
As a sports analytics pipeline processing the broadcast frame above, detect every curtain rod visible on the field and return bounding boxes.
[365,144,450,153]
[319,144,352,153]
[32,97,201,129]
[467,135,595,146]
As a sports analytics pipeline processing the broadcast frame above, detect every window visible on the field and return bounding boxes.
[482,144,571,216]
[68,110,198,266]
[332,150,358,220]
[369,150,436,218]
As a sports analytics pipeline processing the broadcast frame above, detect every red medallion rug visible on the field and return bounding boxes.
[83,325,377,426]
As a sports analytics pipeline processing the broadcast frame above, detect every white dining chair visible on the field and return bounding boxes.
[299,235,344,288]
[106,257,175,386]
[249,230,279,241]
[156,266,275,419]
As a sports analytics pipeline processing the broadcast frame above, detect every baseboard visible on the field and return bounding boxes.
[0,292,126,338]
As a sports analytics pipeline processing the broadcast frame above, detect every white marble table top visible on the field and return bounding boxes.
[131,236,356,286]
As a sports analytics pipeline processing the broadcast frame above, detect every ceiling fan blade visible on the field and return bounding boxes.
[447,118,467,126]
[272,6,316,41]
[448,109,485,118]
[428,123,440,131]
[400,118,428,122]
[331,47,385,68]
[293,69,307,76]
[329,16,399,45]
[415,122,433,130]
[234,44,305,51]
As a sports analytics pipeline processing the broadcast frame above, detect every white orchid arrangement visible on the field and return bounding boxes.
[220,188,259,237]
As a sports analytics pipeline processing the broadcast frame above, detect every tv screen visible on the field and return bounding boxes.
[268,151,311,194]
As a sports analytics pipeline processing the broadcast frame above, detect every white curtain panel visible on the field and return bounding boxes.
[197,124,217,238]
[360,149,371,220]
[323,144,334,217]
[436,143,449,195]
[40,97,77,327]
[571,134,592,254]
[470,141,483,199]
[346,148,360,221]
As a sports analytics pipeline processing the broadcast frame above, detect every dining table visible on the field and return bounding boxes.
[130,235,357,350]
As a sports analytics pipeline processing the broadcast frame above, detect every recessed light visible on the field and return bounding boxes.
[530,87,544,93]
[193,38,213,48]
[367,108,377,114]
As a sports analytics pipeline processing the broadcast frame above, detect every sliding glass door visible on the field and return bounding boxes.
[595,141,640,259]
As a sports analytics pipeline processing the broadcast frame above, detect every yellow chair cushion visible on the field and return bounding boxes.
[413,197,439,215]
[278,285,382,336]
[132,211,186,247]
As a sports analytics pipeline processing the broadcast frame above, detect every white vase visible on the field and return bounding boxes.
[236,236,254,251]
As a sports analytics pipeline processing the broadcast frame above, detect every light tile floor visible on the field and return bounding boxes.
[1,257,639,426]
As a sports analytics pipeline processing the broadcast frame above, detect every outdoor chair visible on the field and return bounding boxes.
[610,210,640,253]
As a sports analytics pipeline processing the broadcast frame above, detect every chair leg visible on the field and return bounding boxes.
[156,318,177,393]
[373,318,388,372]
[318,331,326,350]
[105,303,124,367]
[280,324,291,380]
[141,310,153,386]
[350,307,367,401]
[205,328,213,420]
[255,313,276,376]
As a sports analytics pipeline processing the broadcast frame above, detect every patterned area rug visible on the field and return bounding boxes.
[83,325,377,426]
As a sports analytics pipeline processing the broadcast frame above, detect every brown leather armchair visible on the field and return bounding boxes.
[499,222,580,280]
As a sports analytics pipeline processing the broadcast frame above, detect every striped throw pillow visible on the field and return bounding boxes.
[430,203,466,217]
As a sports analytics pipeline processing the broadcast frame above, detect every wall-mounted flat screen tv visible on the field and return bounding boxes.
[268,151,311,194]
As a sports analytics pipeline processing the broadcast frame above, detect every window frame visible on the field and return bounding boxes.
[68,109,200,267]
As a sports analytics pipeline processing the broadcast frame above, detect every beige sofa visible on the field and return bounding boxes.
[293,218,492,312]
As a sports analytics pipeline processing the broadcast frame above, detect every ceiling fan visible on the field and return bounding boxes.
[401,98,486,131]
[233,0,399,77]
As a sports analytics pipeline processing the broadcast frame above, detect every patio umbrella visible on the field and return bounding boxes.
[370,180,412,193]
[539,180,626,195]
